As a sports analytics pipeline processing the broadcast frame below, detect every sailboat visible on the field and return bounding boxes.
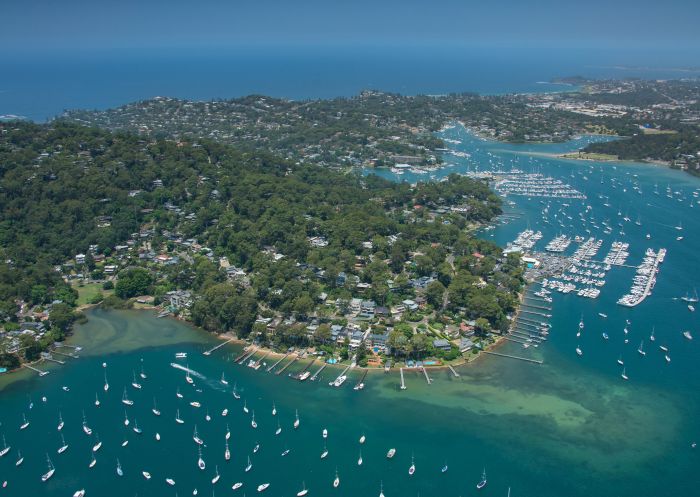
[95,393,100,407]
[681,289,699,303]
[0,436,10,457]
[621,367,629,381]
[224,440,231,461]
[57,411,64,431]
[93,434,102,452]
[82,412,93,435]
[575,345,582,356]
[441,460,448,473]
[226,424,231,440]
[357,450,363,466]
[232,482,243,490]
[379,481,385,497]
[244,455,252,472]
[121,388,133,406]
[243,400,249,414]
[276,421,282,436]
[186,367,193,384]
[123,411,130,426]
[272,402,277,416]
[322,428,328,439]
[176,387,183,399]
[220,373,228,386]
[103,371,109,392]
[197,447,206,470]
[41,454,56,482]
[476,468,488,489]
[140,364,147,379]
[253,442,260,453]
[251,411,257,429]
[133,420,142,434]
[57,433,69,454]
[176,409,184,424]
[386,448,396,458]
[206,409,212,421]
[193,425,204,445]
[333,468,340,488]
[321,443,328,459]
[257,483,270,492]
[650,327,656,342]
[359,433,366,444]
[89,452,96,468]
[296,481,308,496]
[408,454,416,475]
[152,398,161,416]
[20,414,29,430]
[15,450,23,466]
[131,371,142,389]
[294,409,300,429]
[211,465,220,484]
[142,471,152,480]
[637,340,646,356]
[232,383,240,399]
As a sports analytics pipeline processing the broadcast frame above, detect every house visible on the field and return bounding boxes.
[459,338,475,352]
[433,338,451,351]
[166,290,193,309]
[349,298,363,314]
[359,300,376,318]
[375,306,390,317]
[402,299,419,312]
[75,253,86,265]
[336,272,347,286]
[369,331,389,351]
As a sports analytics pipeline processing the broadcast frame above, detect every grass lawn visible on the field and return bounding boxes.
[73,281,111,306]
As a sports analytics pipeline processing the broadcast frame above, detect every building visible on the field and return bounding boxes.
[433,338,451,351]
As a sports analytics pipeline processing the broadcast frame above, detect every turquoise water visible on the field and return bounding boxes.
[2,128,700,496]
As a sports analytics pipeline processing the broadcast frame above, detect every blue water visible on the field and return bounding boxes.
[2,46,699,121]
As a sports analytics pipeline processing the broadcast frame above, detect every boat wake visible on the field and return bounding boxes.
[170,363,207,381]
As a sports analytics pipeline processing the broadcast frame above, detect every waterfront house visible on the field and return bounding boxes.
[433,338,451,351]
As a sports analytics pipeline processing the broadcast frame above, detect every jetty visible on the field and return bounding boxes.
[236,347,257,365]
[51,350,78,359]
[483,350,543,364]
[399,367,407,390]
[354,369,368,390]
[276,355,298,375]
[448,365,460,377]
[24,364,49,376]
[203,337,235,356]
[420,366,432,384]
[251,351,270,369]
[44,356,65,365]
[266,353,289,372]
[310,362,327,381]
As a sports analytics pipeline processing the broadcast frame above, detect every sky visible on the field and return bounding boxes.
[2,0,700,53]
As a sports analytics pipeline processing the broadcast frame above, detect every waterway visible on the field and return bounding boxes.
[1,126,700,496]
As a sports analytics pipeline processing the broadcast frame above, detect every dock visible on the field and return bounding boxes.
[354,369,368,390]
[251,351,270,369]
[483,351,543,364]
[44,357,65,365]
[276,355,298,375]
[310,362,327,381]
[267,353,289,372]
[51,350,79,359]
[420,366,432,385]
[448,365,460,377]
[203,337,235,356]
[24,364,49,376]
[236,347,257,365]
[399,367,406,390]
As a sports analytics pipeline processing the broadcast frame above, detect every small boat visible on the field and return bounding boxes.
[41,455,56,482]
[142,471,151,480]
[225,440,231,461]
[321,444,328,459]
[20,414,29,430]
[660,345,669,352]
[333,469,340,488]
[379,481,385,497]
[123,411,130,426]
[95,393,100,407]
[175,352,187,359]
[243,401,249,414]
[272,402,277,416]
[251,411,257,429]
[56,433,68,454]
[689,305,695,312]
[133,421,143,434]
[103,372,109,392]
[226,424,231,440]
[357,450,363,466]
[89,453,96,468]
[442,462,449,473]
[281,448,290,457]
[621,368,628,381]
[665,354,671,363]
[386,448,396,459]
[575,346,583,356]
[232,482,243,490]
[132,371,142,389]
[253,443,260,453]
[140,364,147,379]
[294,410,300,429]
[638,340,646,356]
[152,398,161,416]
[15,451,23,466]
[408,455,416,475]
[166,478,176,486]
[275,421,282,436]
[232,383,241,399]
[92,435,102,452]
[57,412,64,431]
[73,490,86,497]
[197,447,206,470]
[297,481,308,496]
[176,409,184,424]
[190,401,201,408]
[617,355,624,366]
[598,313,607,318]
[176,387,184,399]
[212,465,220,484]
[257,483,270,492]
[359,434,366,444]
[156,433,161,441]
[193,426,204,445]
[650,328,656,342]
[221,408,228,417]
[62,386,70,392]
[185,368,194,384]
[602,332,609,340]
[116,459,123,477]
[322,428,328,439]
[121,388,133,406]
[82,413,93,435]
[476,468,487,489]
[121,440,128,447]
[683,331,693,340]
[245,455,252,472]
[0,436,10,457]
[220,373,228,385]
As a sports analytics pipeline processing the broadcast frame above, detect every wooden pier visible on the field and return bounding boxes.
[252,351,270,369]
[483,351,543,364]
[236,347,257,365]
[310,362,327,381]
[420,366,432,385]
[267,353,289,372]
[52,350,79,359]
[203,338,235,356]
[399,367,406,390]
[45,357,65,365]
[354,369,368,390]
[448,365,460,377]
[24,364,49,376]
[276,355,298,375]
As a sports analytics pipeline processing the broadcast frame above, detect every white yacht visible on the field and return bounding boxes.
[142,471,151,480]
[41,455,56,482]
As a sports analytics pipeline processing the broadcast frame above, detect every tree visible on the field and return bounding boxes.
[314,323,331,344]
[475,317,491,336]
[115,268,153,299]
[49,303,77,336]
[0,353,20,370]
[426,280,446,308]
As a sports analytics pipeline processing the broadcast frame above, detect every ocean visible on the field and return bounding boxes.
[2,46,699,122]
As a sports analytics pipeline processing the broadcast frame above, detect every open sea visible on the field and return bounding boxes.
[1,123,700,496]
